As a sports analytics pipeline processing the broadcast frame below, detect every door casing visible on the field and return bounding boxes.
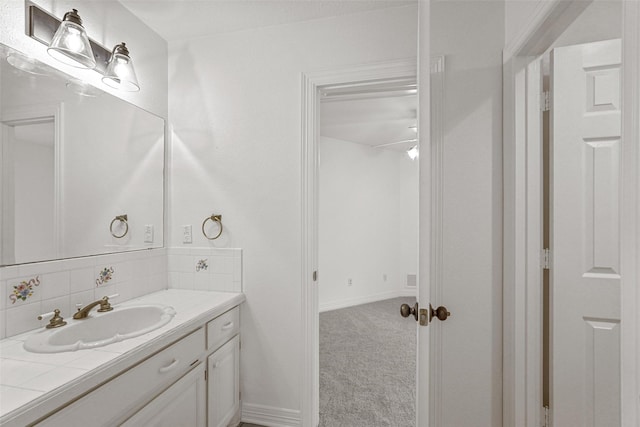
[0,104,63,265]
[301,58,419,427]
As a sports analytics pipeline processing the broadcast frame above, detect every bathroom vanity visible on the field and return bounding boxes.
[0,289,245,427]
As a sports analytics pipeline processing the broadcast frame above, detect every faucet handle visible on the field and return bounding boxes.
[38,309,67,329]
[98,293,119,312]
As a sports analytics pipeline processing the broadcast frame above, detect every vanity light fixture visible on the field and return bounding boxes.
[26,2,141,92]
[47,9,96,69]
[102,43,140,92]
[407,145,419,160]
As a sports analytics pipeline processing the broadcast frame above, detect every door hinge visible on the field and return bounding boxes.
[542,248,551,270]
[542,91,550,112]
[313,271,318,281]
[205,370,208,381]
[543,405,550,427]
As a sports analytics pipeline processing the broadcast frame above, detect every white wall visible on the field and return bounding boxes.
[551,0,621,48]
[505,0,622,52]
[399,146,419,287]
[168,5,418,420]
[318,136,417,312]
[505,0,543,48]
[432,1,504,425]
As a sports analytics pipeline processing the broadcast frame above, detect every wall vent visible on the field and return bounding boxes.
[406,274,417,287]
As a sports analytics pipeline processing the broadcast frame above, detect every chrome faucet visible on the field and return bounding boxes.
[73,294,117,319]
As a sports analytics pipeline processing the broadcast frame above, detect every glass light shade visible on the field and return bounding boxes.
[407,145,419,160]
[47,9,96,69]
[7,53,49,75]
[102,43,140,92]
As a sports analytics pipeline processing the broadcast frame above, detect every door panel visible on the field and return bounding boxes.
[550,38,621,427]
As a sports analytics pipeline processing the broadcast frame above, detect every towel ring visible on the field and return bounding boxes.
[202,214,223,240]
[110,214,128,238]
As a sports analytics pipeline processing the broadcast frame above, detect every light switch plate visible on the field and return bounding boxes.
[183,225,192,244]
[144,225,154,243]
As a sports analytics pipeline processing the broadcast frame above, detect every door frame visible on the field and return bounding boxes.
[301,58,418,427]
[0,103,64,264]
[503,0,639,425]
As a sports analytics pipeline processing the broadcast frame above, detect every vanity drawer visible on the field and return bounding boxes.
[37,328,205,426]
[207,307,239,351]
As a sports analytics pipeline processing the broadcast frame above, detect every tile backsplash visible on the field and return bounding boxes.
[167,248,242,292]
[0,250,168,340]
[0,247,243,340]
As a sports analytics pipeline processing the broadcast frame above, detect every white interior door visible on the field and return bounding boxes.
[550,38,622,426]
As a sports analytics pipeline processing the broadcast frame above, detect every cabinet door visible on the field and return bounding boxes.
[122,364,206,427]
[208,335,240,427]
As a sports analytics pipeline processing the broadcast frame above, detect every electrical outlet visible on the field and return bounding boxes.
[347,278,352,286]
[183,225,192,244]
[144,225,154,243]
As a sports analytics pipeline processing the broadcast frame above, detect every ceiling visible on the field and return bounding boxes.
[320,83,417,152]
[119,0,416,42]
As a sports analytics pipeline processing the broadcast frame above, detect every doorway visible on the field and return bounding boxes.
[317,77,419,426]
[541,7,622,417]
[1,105,61,266]
[504,0,639,424]
[299,58,418,427]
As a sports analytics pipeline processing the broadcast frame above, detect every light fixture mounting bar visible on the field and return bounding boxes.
[25,2,110,73]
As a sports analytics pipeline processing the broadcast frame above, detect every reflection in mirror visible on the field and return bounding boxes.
[0,44,164,266]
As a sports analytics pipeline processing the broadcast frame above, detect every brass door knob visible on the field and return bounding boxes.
[400,302,419,321]
[430,304,450,322]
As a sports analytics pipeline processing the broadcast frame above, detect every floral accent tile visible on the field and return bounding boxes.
[9,276,40,304]
[196,259,208,272]
[96,267,114,286]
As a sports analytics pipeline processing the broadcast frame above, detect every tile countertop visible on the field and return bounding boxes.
[0,289,245,426]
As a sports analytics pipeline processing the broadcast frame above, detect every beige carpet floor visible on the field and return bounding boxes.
[319,297,416,426]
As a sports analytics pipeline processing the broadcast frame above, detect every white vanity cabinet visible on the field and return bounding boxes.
[36,328,206,426]
[206,307,241,427]
[31,304,242,427]
[208,335,240,427]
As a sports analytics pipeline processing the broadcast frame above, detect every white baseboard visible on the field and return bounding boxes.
[241,403,302,427]
[319,288,416,313]
[399,287,417,297]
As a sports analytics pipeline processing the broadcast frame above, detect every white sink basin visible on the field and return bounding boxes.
[24,304,176,353]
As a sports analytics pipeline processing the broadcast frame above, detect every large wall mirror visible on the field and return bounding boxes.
[0,43,164,266]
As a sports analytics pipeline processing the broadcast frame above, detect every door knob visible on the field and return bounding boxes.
[400,302,418,321]
[430,304,450,322]
[401,302,429,326]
